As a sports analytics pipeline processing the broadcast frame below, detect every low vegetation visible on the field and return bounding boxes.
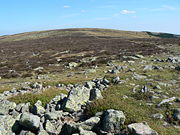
[8,88,68,107]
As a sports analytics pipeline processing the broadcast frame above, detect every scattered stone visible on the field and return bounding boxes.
[0,115,16,135]
[134,54,144,59]
[50,93,67,104]
[44,111,63,121]
[85,81,96,89]
[32,100,45,116]
[143,65,154,71]
[151,113,164,120]
[78,116,100,131]
[21,103,31,113]
[38,130,49,135]
[133,73,147,80]
[123,95,128,99]
[101,109,126,133]
[89,88,103,101]
[19,130,35,135]
[128,122,158,135]
[153,85,161,90]
[30,82,43,89]
[63,86,91,112]
[19,113,40,131]
[45,120,57,134]
[173,108,180,121]
[0,100,16,115]
[108,69,119,74]
[85,69,96,73]
[81,57,97,63]
[140,86,149,93]
[167,56,180,63]
[60,123,79,135]
[79,127,97,135]
[112,76,120,84]
[157,97,176,107]
[66,62,78,69]
[34,67,44,71]
[175,66,180,71]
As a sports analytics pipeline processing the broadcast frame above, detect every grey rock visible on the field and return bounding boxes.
[34,67,44,72]
[143,65,154,71]
[101,109,126,133]
[175,66,180,71]
[140,86,149,93]
[90,89,103,101]
[44,111,63,121]
[79,127,97,135]
[15,103,25,112]
[151,113,163,120]
[10,109,20,118]
[60,123,79,135]
[85,81,96,89]
[81,57,97,63]
[30,82,43,89]
[21,102,30,113]
[38,130,49,135]
[45,120,57,134]
[78,116,100,131]
[153,85,161,90]
[108,69,119,74]
[128,122,158,135]
[167,56,180,63]
[0,115,16,135]
[19,130,35,135]
[143,65,162,71]
[19,112,40,131]
[32,100,45,116]
[3,91,10,96]
[173,108,180,120]
[134,54,144,59]
[0,100,16,115]
[157,97,176,107]
[112,76,120,84]
[133,73,147,80]
[63,86,91,112]
[66,62,78,69]
[85,69,96,73]
[50,94,67,104]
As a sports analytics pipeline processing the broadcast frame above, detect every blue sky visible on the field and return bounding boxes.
[0,0,180,35]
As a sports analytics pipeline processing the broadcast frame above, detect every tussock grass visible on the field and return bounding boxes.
[87,84,180,135]
[8,88,68,106]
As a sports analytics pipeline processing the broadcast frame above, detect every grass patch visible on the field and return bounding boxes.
[8,88,68,107]
[87,84,180,135]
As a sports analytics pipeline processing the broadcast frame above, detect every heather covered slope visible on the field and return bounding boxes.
[0,28,179,135]
[1,28,180,78]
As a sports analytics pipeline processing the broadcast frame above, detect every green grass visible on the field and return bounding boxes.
[8,88,68,107]
[87,84,180,135]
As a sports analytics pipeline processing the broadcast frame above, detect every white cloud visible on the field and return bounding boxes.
[63,5,71,8]
[121,10,136,14]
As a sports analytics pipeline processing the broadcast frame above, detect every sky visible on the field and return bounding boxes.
[0,0,180,35]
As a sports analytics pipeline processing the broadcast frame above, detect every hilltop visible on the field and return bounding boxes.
[0,28,153,42]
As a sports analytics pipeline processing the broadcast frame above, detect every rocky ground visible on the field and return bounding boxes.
[0,29,180,135]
